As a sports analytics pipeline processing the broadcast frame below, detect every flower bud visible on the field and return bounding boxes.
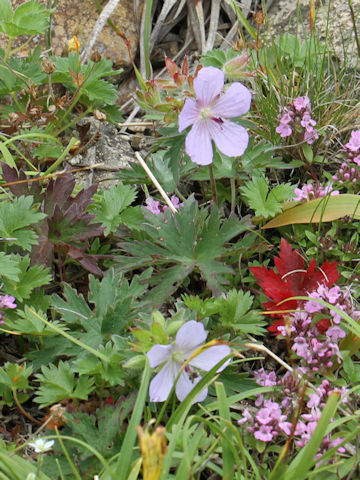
[223,52,252,81]
[137,425,167,480]
[41,58,55,74]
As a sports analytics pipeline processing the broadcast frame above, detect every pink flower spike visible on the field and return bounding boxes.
[178,66,251,165]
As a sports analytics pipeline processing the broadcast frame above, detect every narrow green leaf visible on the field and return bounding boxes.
[263,194,360,228]
[102,360,150,480]
[215,381,235,480]
[284,392,340,480]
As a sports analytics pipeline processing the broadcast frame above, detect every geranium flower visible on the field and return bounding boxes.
[250,239,339,333]
[147,320,231,403]
[178,66,251,165]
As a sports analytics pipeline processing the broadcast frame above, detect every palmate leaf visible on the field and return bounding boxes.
[117,197,251,306]
[0,0,51,37]
[0,195,46,250]
[34,361,94,408]
[2,254,51,301]
[240,175,294,219]
[94,183,140,235]
[0,252,20,281]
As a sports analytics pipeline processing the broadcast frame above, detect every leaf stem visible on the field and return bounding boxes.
[208,163,218,205]
[28,308,109,362]
[12,388,41,424]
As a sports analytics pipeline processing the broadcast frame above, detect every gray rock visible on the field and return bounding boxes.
[267,0,360,68]
[67,117,135,188]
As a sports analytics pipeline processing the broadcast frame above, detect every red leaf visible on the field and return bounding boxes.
[251,239,340,332]
[164,55,179,78]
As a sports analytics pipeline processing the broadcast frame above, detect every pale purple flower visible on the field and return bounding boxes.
[178,66,251,165]
[147,320,231,403]
[145,196,183,214]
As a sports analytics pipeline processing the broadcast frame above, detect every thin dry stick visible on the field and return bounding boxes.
[194,0,206,53]
[348,0,360,60]
[243,342,294,373]
[135,152,177,213]
[205,0,221,52]
[118,121,153,127]
[80,0,121,63]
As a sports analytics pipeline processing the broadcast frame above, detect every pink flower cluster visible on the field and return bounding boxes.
[294,408,345,460]
[293,182,339,202]
[275,283,354,372]
[237,282,354,457]
[145,196,183,215]
[276,95,319,145]
[238,398,292,442]
[343,130,360,164]
[0,294,16,324]
[238,368,347,459]
[332,130,360,184]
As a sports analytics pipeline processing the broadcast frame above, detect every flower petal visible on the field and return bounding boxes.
[175,371,208,403]
[178,98,200,132]
[175,320,207,353]
[208,119,249,157]
[147,344,173,368]
[189,344,231,372]
[212,82,251,118]
[149,361,180,402]
[194,66,224,106]
[185,119,213,165]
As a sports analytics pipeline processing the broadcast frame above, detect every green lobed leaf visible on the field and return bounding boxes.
[0,195,46,250]
[94,183,138,235]
[240,176,294,219]
[0,252,20,281]
[2,255,51,301]
[34,361,95,407]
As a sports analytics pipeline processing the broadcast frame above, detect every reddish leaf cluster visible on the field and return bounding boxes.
[2,164,105,277]
[250,239,340,333]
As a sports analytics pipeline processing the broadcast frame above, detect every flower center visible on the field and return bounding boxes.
[200,106,212,119]
[172,349,184,363]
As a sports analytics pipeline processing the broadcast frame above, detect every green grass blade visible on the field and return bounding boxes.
[215,381,235,480]
[102,359,150,480]
[284,391,340,480]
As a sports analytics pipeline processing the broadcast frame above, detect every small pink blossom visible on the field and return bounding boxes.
[145,197,161,214]
[276,95,319,145]
[293,183,339,202]
[145,196,183,214]
[0,295,16,309]
[344,130,360,152]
